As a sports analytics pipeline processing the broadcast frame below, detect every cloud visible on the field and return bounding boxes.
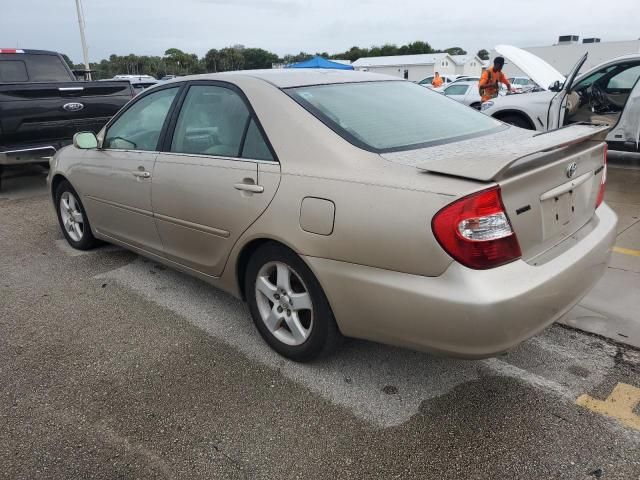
[1,0,638,62]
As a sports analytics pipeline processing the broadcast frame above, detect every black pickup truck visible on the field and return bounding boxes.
[0,48,133,189]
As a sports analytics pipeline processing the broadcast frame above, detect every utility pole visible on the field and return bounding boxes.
[74,0,91,80]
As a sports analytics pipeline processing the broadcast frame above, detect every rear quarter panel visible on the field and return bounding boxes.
[218,76,495,287]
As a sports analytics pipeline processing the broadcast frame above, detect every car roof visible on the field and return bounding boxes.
[162,68,403,89]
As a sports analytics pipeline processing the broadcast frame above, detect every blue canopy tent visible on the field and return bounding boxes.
[286,56,354,70]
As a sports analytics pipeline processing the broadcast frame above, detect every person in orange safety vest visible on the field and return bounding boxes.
[431,72,444,88]
[479,57,511,102]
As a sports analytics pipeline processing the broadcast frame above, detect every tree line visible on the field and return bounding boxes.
[63,42,491,80]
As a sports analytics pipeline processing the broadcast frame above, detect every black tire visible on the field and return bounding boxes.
[54,180,98,250]
[245,242,342,362]
[499,114,534,130]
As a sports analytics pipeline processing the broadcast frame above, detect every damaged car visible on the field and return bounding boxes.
[482,45,640,152]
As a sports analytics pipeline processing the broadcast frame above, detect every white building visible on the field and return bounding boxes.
[450,55,484,76]
[352,53,461,82]
[491,36,640,79]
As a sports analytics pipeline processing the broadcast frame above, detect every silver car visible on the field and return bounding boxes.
[48,69,617,362]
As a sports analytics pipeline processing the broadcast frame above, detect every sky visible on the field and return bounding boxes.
[2,0,639,63]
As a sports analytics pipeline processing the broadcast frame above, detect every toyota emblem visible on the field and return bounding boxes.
[566,162,578,179]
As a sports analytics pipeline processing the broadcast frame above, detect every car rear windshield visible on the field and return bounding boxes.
[287,81,505,153]
[0,54,72,82]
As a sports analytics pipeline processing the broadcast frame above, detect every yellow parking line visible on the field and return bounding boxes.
[576,383,640,431]
[613,246,640,257]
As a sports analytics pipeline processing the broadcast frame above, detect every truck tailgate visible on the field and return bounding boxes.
[0,81,132,147]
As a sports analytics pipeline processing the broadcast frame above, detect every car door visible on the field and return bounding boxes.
[152,82,280,276]
[547,53,588,130]
[77,84,181,253]
[604,65,640,150]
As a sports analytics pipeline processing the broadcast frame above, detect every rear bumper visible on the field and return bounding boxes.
[0,144,60,166]
[305,204,617,358]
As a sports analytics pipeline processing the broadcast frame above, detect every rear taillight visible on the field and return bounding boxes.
[432,186,522,270]
[595,145,607,208]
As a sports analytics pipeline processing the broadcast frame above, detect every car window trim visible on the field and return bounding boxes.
[155,150,278,164]
[237,115,252,158]
[100,82,186,153]
[160,79,279,163]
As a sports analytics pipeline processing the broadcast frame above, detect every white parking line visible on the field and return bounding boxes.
[98,257,624,429]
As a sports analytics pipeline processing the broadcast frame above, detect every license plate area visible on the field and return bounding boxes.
[540,171,594,241]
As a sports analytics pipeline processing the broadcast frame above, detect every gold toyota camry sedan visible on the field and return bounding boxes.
[48,69,617,362]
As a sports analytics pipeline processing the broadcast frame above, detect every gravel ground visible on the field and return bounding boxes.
[1,177,639,479]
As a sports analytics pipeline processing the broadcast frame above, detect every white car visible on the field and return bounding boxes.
[431,76,482,93]
[508,76,537,93]
[418,74,461,89]
[482,45,640,152]
[442,80,508,109]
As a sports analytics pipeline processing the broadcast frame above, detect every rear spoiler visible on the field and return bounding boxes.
[413,124,610,182]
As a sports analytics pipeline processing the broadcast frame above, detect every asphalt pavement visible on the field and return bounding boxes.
[1,165,639,479]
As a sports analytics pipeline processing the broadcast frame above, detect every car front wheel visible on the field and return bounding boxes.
[499,114,534,130]
[55,180,97,250]
[245,243,341,362]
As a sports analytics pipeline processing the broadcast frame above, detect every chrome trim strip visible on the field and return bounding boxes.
[98,149,277,165]
[158,151,278,165]
[154,212,230,238]
[58,87,84,91]
[85,195,153,217]
[2,145,57,155]
[100,149,160,154]
[539,171,592,201]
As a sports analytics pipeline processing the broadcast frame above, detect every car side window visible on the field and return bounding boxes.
[606,65,640,91]
[445,85,468,96]
[0,60,28,82]
[104,87,179,151]
[170,85,251,157]
[573,66,616,91]
[241,119,273,161]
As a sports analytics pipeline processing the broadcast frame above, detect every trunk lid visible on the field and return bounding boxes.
[382,124,609,263]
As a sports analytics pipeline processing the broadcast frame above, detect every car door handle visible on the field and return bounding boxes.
[234,183,264,193]
[132,171,151,178]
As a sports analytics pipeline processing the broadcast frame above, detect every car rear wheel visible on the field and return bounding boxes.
[55,180,97,250]
[245,243,341,362]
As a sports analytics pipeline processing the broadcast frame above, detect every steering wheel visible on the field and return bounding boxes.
[590,83,607,108]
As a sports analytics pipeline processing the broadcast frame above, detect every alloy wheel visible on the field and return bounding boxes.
[59,191,85,242]
[255,261,314,346]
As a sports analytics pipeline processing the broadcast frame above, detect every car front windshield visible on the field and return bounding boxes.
[287,81,504,152]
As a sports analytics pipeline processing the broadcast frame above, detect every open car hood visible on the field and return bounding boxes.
[496,45,566,91]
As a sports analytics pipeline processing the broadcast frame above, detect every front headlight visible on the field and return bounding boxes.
[481,101,494,111]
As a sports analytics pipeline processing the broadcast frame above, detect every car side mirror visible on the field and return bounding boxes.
[73,131,98,149]
[549,80,561,92]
